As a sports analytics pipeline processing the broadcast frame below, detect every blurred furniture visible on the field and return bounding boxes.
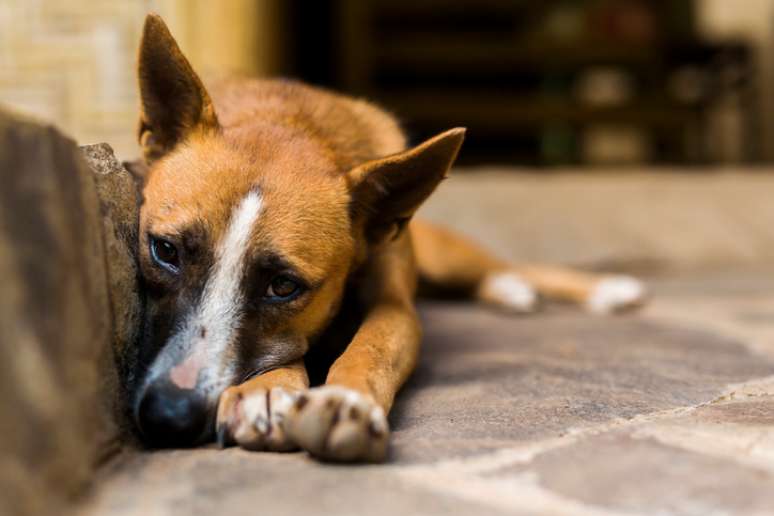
[288,0,758,166]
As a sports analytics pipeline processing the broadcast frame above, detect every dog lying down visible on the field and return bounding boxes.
[130,14,646,462]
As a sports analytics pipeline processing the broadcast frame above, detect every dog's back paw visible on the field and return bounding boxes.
[586,275,647,314]
[476,271,539,313]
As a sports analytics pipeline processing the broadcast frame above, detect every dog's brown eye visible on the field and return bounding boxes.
[150,236,180,273]
[265,275,300,301]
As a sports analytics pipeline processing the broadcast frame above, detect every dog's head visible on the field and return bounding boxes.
[131,14,464,446]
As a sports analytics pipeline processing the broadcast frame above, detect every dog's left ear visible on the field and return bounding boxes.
[348,128,465,242]
[137,14,219,163]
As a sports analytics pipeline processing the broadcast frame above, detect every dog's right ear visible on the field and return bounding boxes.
[348,128,465,243]
[137,14,219,163]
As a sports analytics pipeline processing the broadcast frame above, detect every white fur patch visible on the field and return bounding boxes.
[198,191,262,348]
[479,272,538,312]
[148,190,263,396]
[586,275,645,314]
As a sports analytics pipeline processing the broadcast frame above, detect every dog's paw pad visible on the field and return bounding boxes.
[216,385,298,452]
[586,275,646,314]
[478,272,538,313]
[284,386,388,462]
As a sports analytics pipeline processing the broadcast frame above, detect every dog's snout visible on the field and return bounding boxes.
[135,380,209,447]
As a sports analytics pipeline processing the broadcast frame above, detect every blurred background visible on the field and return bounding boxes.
[1,0,773,166]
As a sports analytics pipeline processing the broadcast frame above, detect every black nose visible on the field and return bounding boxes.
[135,380,209,447]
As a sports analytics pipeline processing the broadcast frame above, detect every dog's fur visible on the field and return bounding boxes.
[131,14,645,461]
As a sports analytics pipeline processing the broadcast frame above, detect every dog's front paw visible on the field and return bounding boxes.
[284,386,389,462]
[216,384,299,452]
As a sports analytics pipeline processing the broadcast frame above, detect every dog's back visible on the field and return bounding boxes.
[208,78,406,171]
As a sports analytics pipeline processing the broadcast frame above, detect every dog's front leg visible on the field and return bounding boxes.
[285,278,422,463]
[216,360,309,451]
[284,303,420,462]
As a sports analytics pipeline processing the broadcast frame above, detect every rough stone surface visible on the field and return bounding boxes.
[0,110,115,516]
[80,274,774,516]
[507,433,774,515]
[0,117,140,516]
[390,304,774,462]
[80,143,143,432]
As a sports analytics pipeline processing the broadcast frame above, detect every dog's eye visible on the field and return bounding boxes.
[264,275,301,302]
[149,236,180,273]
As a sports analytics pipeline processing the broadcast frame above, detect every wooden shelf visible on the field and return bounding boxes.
[287,0,756,164]
[372,38,660,71]
[377,92,702,128]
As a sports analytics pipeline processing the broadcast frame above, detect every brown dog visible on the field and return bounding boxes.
[131,14,645,461]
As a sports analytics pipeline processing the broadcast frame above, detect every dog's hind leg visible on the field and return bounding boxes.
[410,220,646,314]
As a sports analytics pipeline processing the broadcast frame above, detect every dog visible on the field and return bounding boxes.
[131,14,645,462]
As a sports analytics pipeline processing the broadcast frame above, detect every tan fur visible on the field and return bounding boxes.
[135,14,644,462]
[412,219,605,304]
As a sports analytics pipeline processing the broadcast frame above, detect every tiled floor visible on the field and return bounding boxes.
[81,272,774,516]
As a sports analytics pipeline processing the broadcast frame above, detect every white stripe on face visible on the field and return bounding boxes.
[157,190,263,396]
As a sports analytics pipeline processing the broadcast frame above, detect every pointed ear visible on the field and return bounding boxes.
[348,128,465,242]
[137,14,219,163]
